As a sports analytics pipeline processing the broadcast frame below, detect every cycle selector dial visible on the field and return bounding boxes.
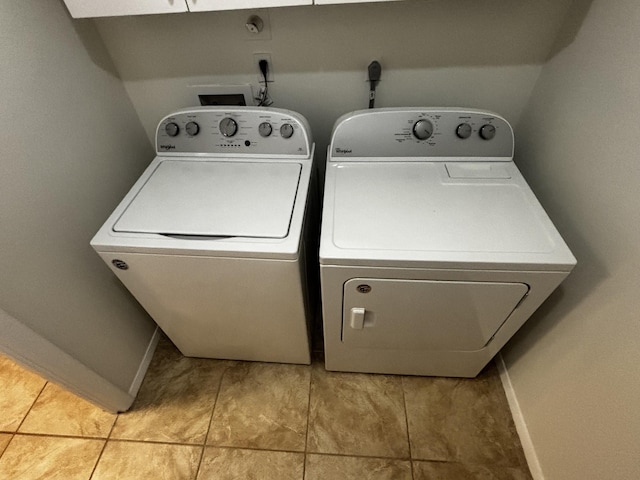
[258,122,273,137]
[479,124,497,140]
[165,122,179,137]
[412,119,434,140]
[185,121,199,136]
[280,123,294,139]
[456,123,472,139]
[219,117,238,137]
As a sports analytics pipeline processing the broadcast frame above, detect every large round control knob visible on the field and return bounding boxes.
[165,122,179,137]
[185,121,199,136]
[479,124,497,140]
[219,117,238,137]
[456,123,472,139]
[412,119,434,140]
[280,123,294,139]
[258,122,273,137]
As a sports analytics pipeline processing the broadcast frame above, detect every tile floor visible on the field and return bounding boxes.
[0,337,532,479]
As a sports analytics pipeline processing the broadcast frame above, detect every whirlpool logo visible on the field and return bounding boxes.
[159,144,176,150]
[335,147,353,155]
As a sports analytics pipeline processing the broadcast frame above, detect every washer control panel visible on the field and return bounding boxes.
[330,108,513,160]
[156,107,312,157]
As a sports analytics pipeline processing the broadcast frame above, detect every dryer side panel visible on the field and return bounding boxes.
[342,278,529,351]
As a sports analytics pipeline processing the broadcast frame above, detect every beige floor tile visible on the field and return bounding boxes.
[0,434,103,480]
[307,362,409,458]
[305,454,412,480]
[92,440,201,480]
[0,434,12,456]
[207,362,310,451]
[413,460,532,480]
[110,340,231,444]
[197,447,304,480]
[403,364,527,466]
[18,382,116,437]
[0,356,46,432]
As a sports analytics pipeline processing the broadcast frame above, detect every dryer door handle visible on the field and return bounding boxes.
[350,307,366,330]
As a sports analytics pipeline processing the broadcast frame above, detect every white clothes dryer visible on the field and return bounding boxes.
[320,108,576,377]
[92,107,316,364]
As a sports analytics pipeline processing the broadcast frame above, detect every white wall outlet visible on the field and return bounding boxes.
[253,53,274,83]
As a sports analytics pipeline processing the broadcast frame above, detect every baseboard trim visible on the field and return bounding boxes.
[0,308,135,413]
[128,326,160,398]
[496,353,545,480]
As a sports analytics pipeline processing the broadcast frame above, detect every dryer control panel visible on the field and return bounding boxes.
[330,108,513,160]
[156,107,312,158]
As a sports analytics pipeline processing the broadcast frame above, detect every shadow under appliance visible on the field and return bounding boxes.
[320,108,576,377]
[92,107,315,364]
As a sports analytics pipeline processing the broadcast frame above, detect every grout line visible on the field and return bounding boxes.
[13,380,48,434]
[88,410,118,479]
[6,431,115,442]
[194,361,233,479]
[300,449,413,462]
[0,433,15,460]
[399,376,416,479]
[302,362,314,479]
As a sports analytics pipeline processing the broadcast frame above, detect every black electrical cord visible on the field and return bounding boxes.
[368,61,382,108]
[258,59,269,106]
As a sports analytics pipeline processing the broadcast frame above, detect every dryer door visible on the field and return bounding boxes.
[342,278,528,351]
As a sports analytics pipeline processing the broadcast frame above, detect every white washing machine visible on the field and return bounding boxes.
[320,108,576,377]
[92,107,316,364]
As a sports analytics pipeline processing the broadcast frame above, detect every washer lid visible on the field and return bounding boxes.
[114,160,302,238]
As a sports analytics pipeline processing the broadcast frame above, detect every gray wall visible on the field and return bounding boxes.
[5,0,635,474]
[91,1,640,476]
[93,0,576,151]
[503,0,640,478]
[0,1,156,394]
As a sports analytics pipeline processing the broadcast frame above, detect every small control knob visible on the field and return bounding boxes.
[259,122,273,137]
[280,123,294,139]
[479,124,497,140]
[219,117,238,137]
[456,123,472,139]
[412,119,434,140]
[185,121,199,136]
[165,122,179,137]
